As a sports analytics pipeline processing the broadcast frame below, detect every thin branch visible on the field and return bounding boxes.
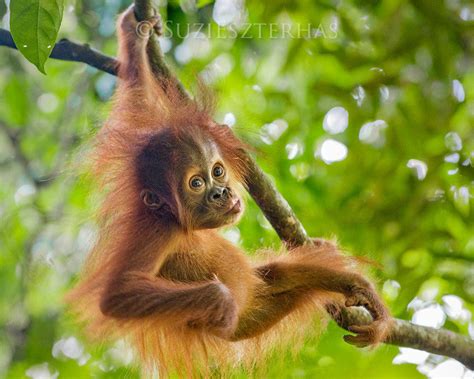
[244,155,308,247]
[0,28,118,75]
[133,1,188,97]
[327,304,474,369]
[1,9,473,369]
[133,0,171,80]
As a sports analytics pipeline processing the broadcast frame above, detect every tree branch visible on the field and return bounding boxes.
[1,9,473,369]
[328,304,474,369]
[244,155,308,247]
[0,28,118,75]
[133,0,188,97]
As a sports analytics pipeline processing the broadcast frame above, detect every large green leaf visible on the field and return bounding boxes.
[9,0,64,74]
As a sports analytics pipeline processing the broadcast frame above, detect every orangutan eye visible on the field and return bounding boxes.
[189,176,204,190]
[212,164,225,178]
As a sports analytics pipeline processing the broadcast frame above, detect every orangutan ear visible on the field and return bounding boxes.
[140,189,163,209]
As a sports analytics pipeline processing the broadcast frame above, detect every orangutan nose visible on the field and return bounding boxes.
[208,187,228,202]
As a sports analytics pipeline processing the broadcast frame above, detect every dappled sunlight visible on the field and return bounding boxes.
[37,93,59,113]
[452,80,466,103]
[382,279,401,301]
[26,363,58,379]
[351,85,365,107]
[394,296,474,377]
[289,162,311,182]
[14,184,36,204]
[393,347,430,365]
[175,32,211,64]
[425,359,468,379]
[323,106,348,134]
[445,132,463,152]
[260,119,288,145]
[316,139,348,164]
[442,295,472,323]
[52,337,90,365]
[359,120,388,147]
[411,304,446,329]
[407,159,428,181]
[222,112,236,127]
[200,53,234,83]
[379,85,390,102]
[285,139,304,160]
[221,226,241,244]
[212,0,246,27]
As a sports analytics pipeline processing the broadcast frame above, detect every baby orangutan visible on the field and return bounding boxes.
[67,6,392,377]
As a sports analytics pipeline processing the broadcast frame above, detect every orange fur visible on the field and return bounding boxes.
[66,6,392,378]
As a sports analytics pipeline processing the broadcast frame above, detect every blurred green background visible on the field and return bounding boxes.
[0,0,473,378]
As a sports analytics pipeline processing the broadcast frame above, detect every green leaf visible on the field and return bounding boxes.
[9,0,64,74]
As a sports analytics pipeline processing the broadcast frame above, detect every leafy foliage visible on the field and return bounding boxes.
[0,0,473,378]
[10,0,64,73]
